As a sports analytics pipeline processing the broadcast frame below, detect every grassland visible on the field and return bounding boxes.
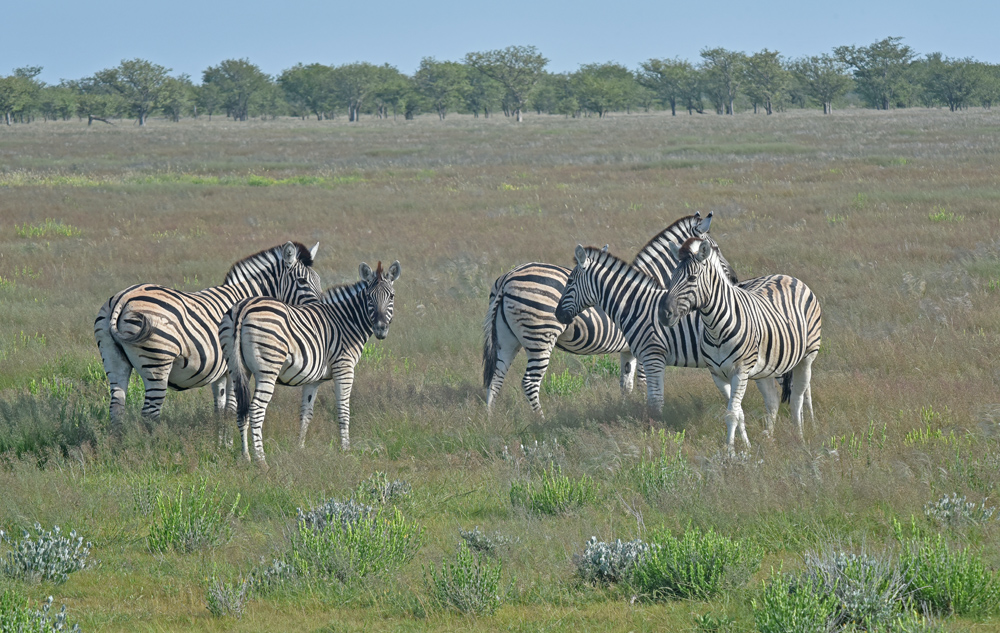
[0,108,999,631]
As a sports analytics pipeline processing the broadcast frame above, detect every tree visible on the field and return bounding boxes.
[279,63,336,120]
[92,59,170,125]
[202,59,272,122]
[743,49,790,114]
[976,63,1000,109]
[638,57,698,115]
[160,74,194,121]
[464,45,548,122]
[64,77,125,122]
[0,67,43,124]
[529,72,578,115]
[371,65,412,119]
[790,54,853,114]
[414,58,467,120]
[38,84,77,121]
[700,48,746,114]
[919,54,983,111]
[570,62,637,117]
[464,69,504,118]
[834,37,916,110]
[331,62,381,122]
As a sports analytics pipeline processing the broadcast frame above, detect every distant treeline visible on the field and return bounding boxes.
[1,38,998,126]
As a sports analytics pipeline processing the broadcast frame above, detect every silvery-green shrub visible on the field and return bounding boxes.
[574,536,649,585]
[0,523,92,584]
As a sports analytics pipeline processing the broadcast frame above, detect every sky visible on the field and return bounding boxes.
[4,0,998,85]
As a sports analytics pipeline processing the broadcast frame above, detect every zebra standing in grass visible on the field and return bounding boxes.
[482,213,722,416]
[94,242,321,424]
[482,260,640,416]
[554,237,781,427]
[660,237,821,455]
[223,260,400,462]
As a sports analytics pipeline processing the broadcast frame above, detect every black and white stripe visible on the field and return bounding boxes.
[661,237,821,454]
[482,260,638,416]
[224,260,400,461]
[94,242,321,423]
[554,239,780,424]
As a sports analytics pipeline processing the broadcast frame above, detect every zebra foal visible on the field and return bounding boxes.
[223,260,400,462]
[660,237,821,455]
[94,241,321,425]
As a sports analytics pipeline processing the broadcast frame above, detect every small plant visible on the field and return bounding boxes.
[574,536,649,585]
[249,556,298,595]
[205,574,251,619]
[360,343,386,367]
[15,219,82,238]
[628,429,694,497]
[147,479,242,553]
[425,541,504,616]
[923,492,996,528]
[0,590,81,633]
[581,354,621,377]
[542,369,584,396]
[521,438,565,471]
[802,546,909,629]
[632,526,762,600]
[850,192,868,210]
[693,611,737,633]
[928,206,963,223]
[290,499,423,582]
[0,523,92,584]
[353,471,411,505]
[459,526,519,557]
[509,465,597,515]
[753,570,838,633]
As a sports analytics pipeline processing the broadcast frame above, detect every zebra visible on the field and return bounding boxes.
[93,241,321,425]
[659,236,821,455]
[482,260,640,416]
[482,213,722,416]
[223,260,400,462]
[554,240,781,428]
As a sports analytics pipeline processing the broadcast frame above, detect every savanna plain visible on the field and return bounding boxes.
[1,109,1000,632]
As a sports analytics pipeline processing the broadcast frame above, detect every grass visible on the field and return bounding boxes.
[0,108,1000,630]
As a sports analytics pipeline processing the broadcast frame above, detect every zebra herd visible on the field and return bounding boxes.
[95,241,400,463]
[93,212,819,461]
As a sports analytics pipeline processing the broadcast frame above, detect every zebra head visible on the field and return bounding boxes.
[555,244,604,325]
[277,241,323,304]
[660,237,715,328]
[360,260,401,340]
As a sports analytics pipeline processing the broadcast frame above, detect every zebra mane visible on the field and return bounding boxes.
[224,241,314,282]
[632,213,739,285]
[319,279,366,305]
[582,245,663,290]
[677,237,734,284]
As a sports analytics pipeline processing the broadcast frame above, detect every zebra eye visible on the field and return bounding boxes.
[687,275,696,283]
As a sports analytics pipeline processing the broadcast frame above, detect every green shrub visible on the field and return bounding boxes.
[632,526,762,600]
[459,526,518,558]
[753,571,838,633]
[290,499,423,582]
[425,541,505,616]
[15,219,82,238]
[627,429,695,497]
[802,547,909,629]
[205,574,251,619]
[0,590,81,632]
[581,354,620,377]
[0,523,92,584]
[509,465,597,515]
[542,369,584,396]
[147,479,242,553]
[0,393,104,462]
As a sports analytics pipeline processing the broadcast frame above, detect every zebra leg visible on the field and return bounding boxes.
[724,372,751,457]
[210,377,234,448]
[247,377,278,464]
[754,378,780,437]
[619,350,638,394]
[298,383,321,449]
[225,375,237,415]
[521,346,554,416]
[138,367,171,421]
[485,325,521,414]
[790,353,817,441]
[332,366,356,450]
[97,340,133,423]
[641,355,666,415]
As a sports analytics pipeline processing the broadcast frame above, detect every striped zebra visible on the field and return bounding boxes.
[482,260,639,416]
[93,241,321,424]
[660,237,821,455]
[482,213,722,415]
[554,241,781,427]
[223,260,400,462]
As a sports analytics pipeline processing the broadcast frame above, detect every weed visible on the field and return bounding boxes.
[632,526,762,601]
[850,192,868,210]
[425,541,505,616]
[353,471,411,505]
[14,219,82,238]
[542,369,584,396]
[574,536,649,585]
[360,343,387,367]
[509,465,597,515]
[923,493,995,528]
[520,438,565,472]
[693,611,737,633]
[205,574,251,619]
[459,526,519,557]
[928,206,963,223]
[147,479,242,553]
[0,523,92,584]
[627,429,694,497]
[802,546,910,629]
[581,354,620,378]
[753,570,839,633]
[0,590,82,632]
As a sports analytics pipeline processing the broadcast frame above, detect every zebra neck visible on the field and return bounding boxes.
[321,281,375,334]
[696,267,742,342]
[594,261,665,328]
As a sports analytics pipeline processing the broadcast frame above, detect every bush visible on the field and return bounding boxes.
[0,523,92,584]
[205,574,251,619]
[425,542,504,616]
[574,536,649,585]
[632,526,762,601]
[147,479,242,553]
[459,526,518,557]
[802,546,909,629]
[627,430,695,497]
[753,571,838,633]
[289,499,423,582]
[353,471,411,505]
[923,492,995,528]
[509,465,597,515]
[0,590,81,633]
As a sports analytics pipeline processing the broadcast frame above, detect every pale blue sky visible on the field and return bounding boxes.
[4,0,997,85]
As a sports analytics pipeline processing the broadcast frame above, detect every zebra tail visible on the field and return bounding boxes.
[109,300,153,344]
[224,309,252,422]
[779,372,793,404]
[482,288,502,389]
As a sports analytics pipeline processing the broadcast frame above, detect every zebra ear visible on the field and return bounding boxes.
[309,242,319,260]
[387,260,401,282]
[359,262,375,283]
[574,244,587,267]
[695,239,713,262]
[601,244,609,253]
[697,212,713,235]
[668,241,682,260]
[282,241,299,266]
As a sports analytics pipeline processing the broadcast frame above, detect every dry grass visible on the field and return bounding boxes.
[1,108,999,631]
